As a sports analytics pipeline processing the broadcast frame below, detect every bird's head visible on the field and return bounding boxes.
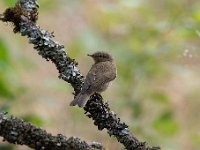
[87,51,113,63]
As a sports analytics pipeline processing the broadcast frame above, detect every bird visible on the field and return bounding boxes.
[70,51,117,107]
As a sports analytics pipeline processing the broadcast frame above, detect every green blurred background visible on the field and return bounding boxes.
[1,0,200,149]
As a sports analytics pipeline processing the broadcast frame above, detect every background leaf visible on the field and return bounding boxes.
[153,111,179,136]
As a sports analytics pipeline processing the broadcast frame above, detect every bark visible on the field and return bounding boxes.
[0,112,103,150]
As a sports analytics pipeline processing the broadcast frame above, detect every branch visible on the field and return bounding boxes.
[0,112,103,150]
[0,0,160,149]
[0,0,83,95]
[84,94,160,150]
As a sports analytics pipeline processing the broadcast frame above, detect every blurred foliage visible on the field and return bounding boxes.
[23,114,45,126]
[149,91,170,104]
[3,0,15,7]
[192,134,200,147]
[153,111,179,136]
[0,145,14,150]
[0,37,14,99]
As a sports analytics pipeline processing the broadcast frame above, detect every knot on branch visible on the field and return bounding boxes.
[0,0,38,33]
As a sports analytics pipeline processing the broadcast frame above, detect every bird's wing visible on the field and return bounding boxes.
[82,62,116,93]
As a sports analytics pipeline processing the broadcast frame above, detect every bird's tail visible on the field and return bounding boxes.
[70,93,88,107]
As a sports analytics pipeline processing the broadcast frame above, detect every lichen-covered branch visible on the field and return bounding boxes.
[84,93,160,150]
[0,112,103,150]
[0,0,83,95]
[0,0,160,149]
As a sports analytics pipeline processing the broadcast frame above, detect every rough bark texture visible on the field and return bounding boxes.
[0,112,103,150]
[0,0,160,149]
[0,0,84,96]
[84,94,160,150]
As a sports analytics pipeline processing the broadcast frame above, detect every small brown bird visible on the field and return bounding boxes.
[70,51,116,107]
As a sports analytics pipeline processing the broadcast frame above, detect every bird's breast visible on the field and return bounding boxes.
[96,82,110,92]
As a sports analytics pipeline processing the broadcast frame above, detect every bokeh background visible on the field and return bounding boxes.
[1,0,200,150]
